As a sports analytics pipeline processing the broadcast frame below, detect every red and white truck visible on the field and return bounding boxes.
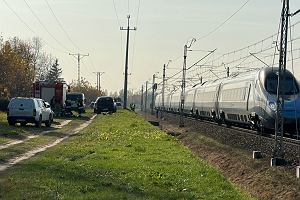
[33,81,69,114]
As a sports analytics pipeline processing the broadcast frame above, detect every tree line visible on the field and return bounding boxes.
[0,36,60,99]
[0,36,105,108]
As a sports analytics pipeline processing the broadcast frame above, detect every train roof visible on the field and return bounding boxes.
[192,68,263,90]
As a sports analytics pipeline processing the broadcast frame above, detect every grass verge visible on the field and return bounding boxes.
[0,109,94,145]
[0,110,254,199]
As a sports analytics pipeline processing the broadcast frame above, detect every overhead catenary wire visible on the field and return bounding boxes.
[196,0,252,42]
[156,19,300,92]
[23,0,71,53]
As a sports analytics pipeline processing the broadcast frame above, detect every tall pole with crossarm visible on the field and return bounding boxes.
[120,15,136,109]
[69,53,89,85]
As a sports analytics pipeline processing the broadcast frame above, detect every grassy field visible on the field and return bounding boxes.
[0,109,94,145]
[0,110,95,163]
[0,111,37,143]
[0,110,254,199]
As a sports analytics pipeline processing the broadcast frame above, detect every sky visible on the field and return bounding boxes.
[0,0,300,94]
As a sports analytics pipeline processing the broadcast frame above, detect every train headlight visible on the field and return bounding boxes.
[269,102,277,111]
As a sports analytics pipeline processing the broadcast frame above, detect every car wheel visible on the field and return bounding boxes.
[35,116,42,128]
[8,120,15,126]
[45,115,52,127]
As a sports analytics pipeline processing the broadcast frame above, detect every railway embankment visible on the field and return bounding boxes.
[142,111,300,200]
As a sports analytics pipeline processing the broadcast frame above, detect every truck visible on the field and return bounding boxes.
[33,81,69,115]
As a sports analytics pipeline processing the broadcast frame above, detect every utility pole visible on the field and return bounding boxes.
[161,64,166,118]
[151,74,157,115]
[179,45,188,127]
[120,15,136,109]
[227,67,230,77]
[141,85,144,111]
[144,81,148,112]
[69,53,89,85]
[180,38,196,127]
[94,72,105,91]
[272,0,290,166]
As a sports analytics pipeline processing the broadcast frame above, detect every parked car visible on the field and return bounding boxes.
[94,96,116,114]
[66,92,85,113]
[7,97,53,127]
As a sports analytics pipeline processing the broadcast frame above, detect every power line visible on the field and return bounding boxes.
[44,0,82,52]
[112,0,125,64]
[2,0,35,34]
[128,0,130,14]
[2,0,66,53]
[196,0,252,42]
[135,0,141,27]
[130,0,142,75]
[23,0,70,52]
[112,0,122,27]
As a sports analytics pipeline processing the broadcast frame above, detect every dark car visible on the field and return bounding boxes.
[66,93,85,113]
[94,96,116,114]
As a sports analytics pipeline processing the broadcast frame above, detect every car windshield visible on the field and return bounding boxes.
[8,99,33,108]
[265,75,299,95]
[67,94,82,101]
[98,98,113,106]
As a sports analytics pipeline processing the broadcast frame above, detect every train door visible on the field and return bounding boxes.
[215,84,222,119]
[246,83,251,111]
[192,89,197,112]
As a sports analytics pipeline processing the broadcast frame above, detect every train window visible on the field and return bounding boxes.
[265,75,299,95]
[222,88,246,101]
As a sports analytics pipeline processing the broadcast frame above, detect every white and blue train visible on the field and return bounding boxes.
[155,67,300,132]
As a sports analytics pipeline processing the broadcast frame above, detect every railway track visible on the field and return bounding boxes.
[165,111,300,143]
[152,110,300,165]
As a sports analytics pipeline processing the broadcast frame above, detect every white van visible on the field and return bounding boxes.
[7,97,53,127]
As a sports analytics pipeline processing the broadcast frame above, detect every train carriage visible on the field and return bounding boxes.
[154,67,300,133]
[169,92,181,112]
[184,89,196,115]
[194,80,221,120]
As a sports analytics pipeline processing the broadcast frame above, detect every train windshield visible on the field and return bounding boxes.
[265,75,299,95]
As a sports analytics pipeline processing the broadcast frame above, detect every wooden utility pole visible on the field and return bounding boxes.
[120,15,136,109]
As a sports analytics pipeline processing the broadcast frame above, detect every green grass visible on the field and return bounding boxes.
[0,132,64,163]
[0,110,254,199]
[0,112,35,142]
[0,110,95,163]
[0,109,94,145]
